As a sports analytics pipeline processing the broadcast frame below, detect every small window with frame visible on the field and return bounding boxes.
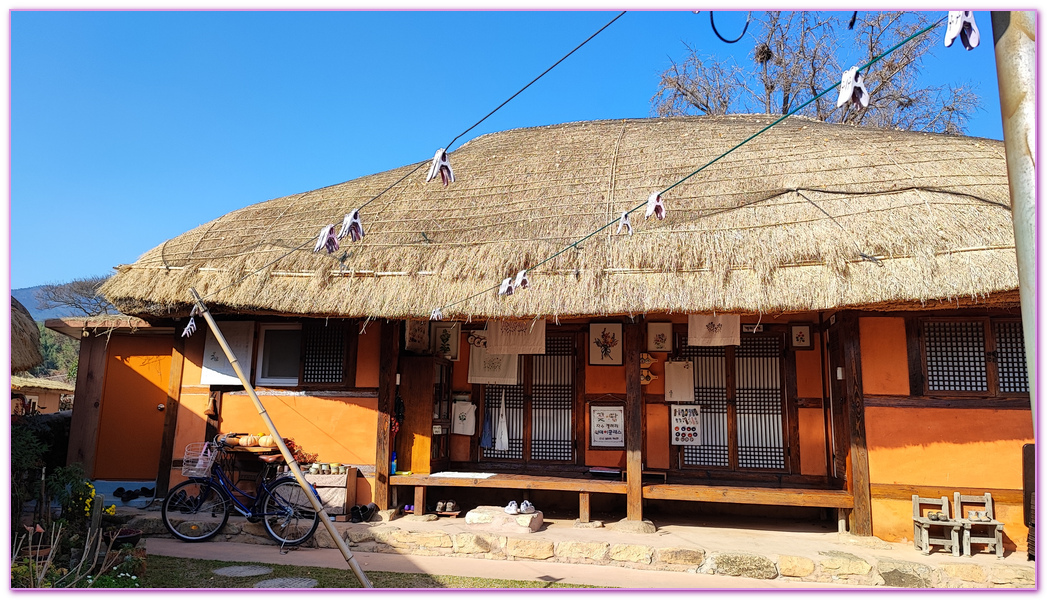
[255,323,302,387]
[920,317,1028,396]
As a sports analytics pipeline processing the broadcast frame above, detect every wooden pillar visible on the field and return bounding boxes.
[840,313,872,536]
[155,333,186,496]
[579,491,591,523]
[624,321,644,521]
[374,321,400,510]
[66,333,107,478]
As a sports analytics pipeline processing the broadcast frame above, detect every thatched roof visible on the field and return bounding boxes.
[11,375,75,393]
[11,297,43,372]
[101,115,1017,321]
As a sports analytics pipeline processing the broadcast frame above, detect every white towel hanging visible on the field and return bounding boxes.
[495,390,509,451]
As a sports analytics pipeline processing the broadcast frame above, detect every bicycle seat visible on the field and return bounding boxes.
[258,454,286,464]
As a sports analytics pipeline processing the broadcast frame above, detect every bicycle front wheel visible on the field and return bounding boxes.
[161,480,231,542]
[261,480,320,546]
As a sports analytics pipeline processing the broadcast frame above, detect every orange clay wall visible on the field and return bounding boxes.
[170,324,382,502]
[858,316,1033,551]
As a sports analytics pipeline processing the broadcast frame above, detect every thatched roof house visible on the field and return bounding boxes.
[101,115,1016,320]
[11,297,43,372]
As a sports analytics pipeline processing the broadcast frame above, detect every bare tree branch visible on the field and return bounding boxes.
[37,276,117,317]
[652,10,980,135]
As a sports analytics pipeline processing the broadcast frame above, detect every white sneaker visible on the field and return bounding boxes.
[520,500,535,514]
[504,501,519,515]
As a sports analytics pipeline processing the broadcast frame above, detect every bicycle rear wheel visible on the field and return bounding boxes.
[261,480,320,546]
[161,480,230,542]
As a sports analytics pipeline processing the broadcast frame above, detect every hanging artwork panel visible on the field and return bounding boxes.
[670,404,702,446]
[201,322,255,385]
[432,323,461,360]
[590,323,623,365]
[687,314,741,346]
[647,322,673,352]
[664,360,695,403]
[467,331,519,385]
[486,319,546,354]
[405,319,430,353]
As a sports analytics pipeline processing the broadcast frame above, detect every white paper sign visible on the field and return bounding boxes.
[486,319,546,354]
[590,405,625,447]
[671,404,702,446]
[201,322,255,385]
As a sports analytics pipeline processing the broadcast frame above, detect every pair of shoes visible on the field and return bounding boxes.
[359,503,378,522]
[120,490,140,502]
[505,500,536,515]
[403,505,414,513]
[350,505,363,523]
[140,487,154,497]
[435,500,457,512]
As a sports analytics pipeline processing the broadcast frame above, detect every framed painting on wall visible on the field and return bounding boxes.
[589,323,623,365]
[647,322,673,352]
[432,323,461,361]
[405,319,430,353]
[788,323,814,351]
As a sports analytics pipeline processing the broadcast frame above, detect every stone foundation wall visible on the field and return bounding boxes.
[128,515,1035,589]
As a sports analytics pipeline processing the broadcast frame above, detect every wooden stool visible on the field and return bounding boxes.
[912,495,960,556]
[955,492,1004,558]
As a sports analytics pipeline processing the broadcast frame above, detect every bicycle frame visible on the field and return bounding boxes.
[193,452,299,519]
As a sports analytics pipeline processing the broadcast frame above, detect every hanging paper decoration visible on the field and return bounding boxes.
[836,67,870,109]
[430,308,444,321]
[644,192,666,220]
[616,211,633,235]
[498,277,515,296]
[514,270,529,290]
[313,224,339,254]
[425,148,455,186]
[945,11,979,50]
[337,209,364,242]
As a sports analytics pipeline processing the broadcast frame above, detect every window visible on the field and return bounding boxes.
[676,334,788,472]
[481,334,576,464]
[921,318,1028,395]
[254,320,357,388]
[256,324,302,386]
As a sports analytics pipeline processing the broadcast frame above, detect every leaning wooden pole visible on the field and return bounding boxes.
[991,11,1037,429]
[189,288,373,588]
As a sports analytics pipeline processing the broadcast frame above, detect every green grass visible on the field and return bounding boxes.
[139,555,604,589]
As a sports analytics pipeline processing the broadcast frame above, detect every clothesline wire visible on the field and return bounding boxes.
[435,15,945,315]
[196,13,626,305]
[442,11,627,153]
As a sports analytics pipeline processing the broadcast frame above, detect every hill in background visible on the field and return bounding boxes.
[12,286,83,321]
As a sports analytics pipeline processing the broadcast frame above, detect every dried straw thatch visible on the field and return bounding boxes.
[101,115,1017,320]
[11,297,43,372]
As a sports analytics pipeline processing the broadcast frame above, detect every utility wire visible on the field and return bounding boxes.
[195,12,627,305]
[435,15,946,316]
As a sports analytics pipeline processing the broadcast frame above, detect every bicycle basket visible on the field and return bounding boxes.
[181,442,217,477]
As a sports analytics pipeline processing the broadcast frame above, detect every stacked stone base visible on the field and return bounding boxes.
[128,515,1034,588]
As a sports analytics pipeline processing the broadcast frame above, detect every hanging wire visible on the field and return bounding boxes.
[434,14,946,316]
[195,12,627,305]
[709,11,752,44]
[794,190,882,265]
[442,11,627,152]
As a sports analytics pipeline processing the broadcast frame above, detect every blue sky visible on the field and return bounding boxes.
[8,9,1005,290]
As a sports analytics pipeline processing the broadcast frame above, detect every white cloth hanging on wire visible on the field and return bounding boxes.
[687,314,741,346]
[494,390,509,451]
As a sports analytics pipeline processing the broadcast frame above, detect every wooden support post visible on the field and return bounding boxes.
[66,334,107,478]
[155,333,186,497]
[838,508,849,533]
[840,313,872,536]
[414,486,426,515]
[579,491,591,523]
[624,321,644,521]
[375,321,400,511]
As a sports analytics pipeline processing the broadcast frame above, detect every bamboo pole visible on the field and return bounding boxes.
[991,11,1037,428]
[188,288,373,588]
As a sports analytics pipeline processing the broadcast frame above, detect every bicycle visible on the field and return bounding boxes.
[161,433,321,546]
